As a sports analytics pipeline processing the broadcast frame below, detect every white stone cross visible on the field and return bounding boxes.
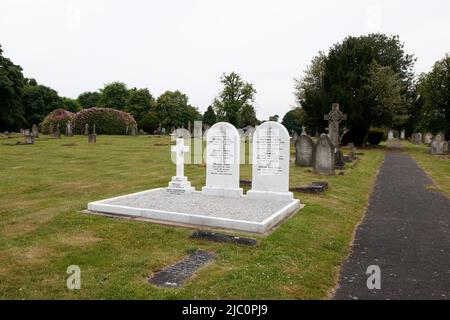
[171,138,190,177]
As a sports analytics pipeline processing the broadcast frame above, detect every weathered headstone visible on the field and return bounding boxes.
[314,134,335,175]
[400,129,405,140]
[167,138,195,194]
[32,124,39,138]
[201,122,242,198]
[295,135,314,167]
[66,122,73,137]
[88,124,97,143]
[54,123,61,139]
[424,133,433,145]
[84,124,89,136]
[335,150,345,170]
[388,130,394,140]
[324,103,347,149]
[131,124,137,136]
[161,127,166,134]
[247,121,293,201]
[23,129,30,136]
[48,124,54,136]
[24,133,34,144]
[430,134,444,155]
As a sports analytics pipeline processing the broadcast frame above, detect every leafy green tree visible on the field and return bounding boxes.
[240,104,258,127]
[98,82,129,110]
[202,105,217,126]
[61,97,81,113]
[21,78,62,127]
[363,61,407,128]
[154,90,200,129]
[268,114,279,122]
[213,72,257,127]
[139,111,159,134]
[296,34,415,142]
[415,54,450,137]
[125,88,155,122]
[281,107,304,134]
[0,44,25,130]
[78,91,102,108]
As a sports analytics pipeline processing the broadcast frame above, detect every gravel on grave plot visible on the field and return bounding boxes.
[104,189,292,222]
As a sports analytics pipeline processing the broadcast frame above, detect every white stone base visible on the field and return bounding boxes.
[246,190,294,202]
[87,188,303,234]
[166,176,195,194]
[201,186,243,198]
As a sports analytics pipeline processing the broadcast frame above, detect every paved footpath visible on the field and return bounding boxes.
[334,142,450,299]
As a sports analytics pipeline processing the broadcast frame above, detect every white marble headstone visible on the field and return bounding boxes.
[201,122,243,198]
[247,121,293,202]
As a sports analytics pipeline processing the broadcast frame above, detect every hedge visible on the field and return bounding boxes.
[72,107,137,135]
[41,109,75,134]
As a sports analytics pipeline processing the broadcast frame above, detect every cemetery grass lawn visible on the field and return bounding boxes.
[402,141,450,198]
[0,135,384,299]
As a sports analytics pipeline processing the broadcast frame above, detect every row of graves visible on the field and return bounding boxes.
[87,103,354,235]
[411,132,449,155]
[88,121,304,234]
[292,103,357,176]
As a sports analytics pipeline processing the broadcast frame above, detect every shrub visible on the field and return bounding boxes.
[72,107,136,135]
[139,111,159,134]
[41,109,75,134]
[367,128,386,145]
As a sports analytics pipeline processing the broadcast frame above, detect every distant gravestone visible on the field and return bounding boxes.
[88,124,97,143]
[295,135,314,167]
[314,134,335,175]
[23,129,30,136]
[32,124,39,138]
[201,122,242,198]
[424,133,433,145]
[388,130,394,140]
[443,141,449,154]
[66,122,73,136]
[400,129,405,140]
[430,134,444,155]
[247,121,293,201]
[131,125,137,136]
[54,124,61,139]
[48,124,54,136]
[161,127,166,134]
[417,133,423,145]
[84,124,89,136]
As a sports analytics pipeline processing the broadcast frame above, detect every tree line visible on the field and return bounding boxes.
[1,35,448,139]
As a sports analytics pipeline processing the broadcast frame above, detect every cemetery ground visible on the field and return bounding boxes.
[402,142,450,198]
[0,134,385,299]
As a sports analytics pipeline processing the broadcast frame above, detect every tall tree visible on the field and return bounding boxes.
[21,78,62,126]
[125,88,155,122]
[154,90,200,129]
[268,114,279,122]
[363,61,407,128]
[0,44,25,130]
[78,91,102,109]
[281,107,305,134]
[98,82,129,110]
[415,54,450,137]
[202,105,217,127]
[212,72,257,127]
[296,34,415,142]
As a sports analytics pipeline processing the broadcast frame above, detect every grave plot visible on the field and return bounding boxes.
[87,122,303,234]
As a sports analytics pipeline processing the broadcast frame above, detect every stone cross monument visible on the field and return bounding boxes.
[324,103,347,149]
[166,138,194,194]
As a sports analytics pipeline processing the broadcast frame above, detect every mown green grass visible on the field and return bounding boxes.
[401,141,450,198]
[0,134,384,299]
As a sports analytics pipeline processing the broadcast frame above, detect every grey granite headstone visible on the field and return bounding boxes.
[314,134,335,175]
[430,134,444,155]
[295,135,314,167]
[424,133,433,145]
[84,124,89,136]
[66,122,73,136]
[32,124,39,138]
[400,129,405,140]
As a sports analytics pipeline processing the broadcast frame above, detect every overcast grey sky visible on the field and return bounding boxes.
[1,0,449,120]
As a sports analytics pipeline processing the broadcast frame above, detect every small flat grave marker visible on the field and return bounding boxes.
[149,250,215,288]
